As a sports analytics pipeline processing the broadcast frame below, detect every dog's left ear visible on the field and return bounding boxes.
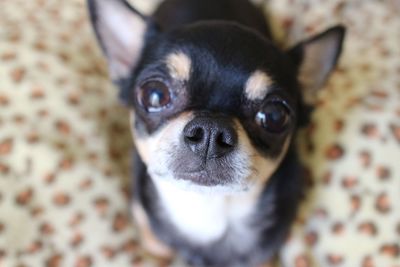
[87,0,157,82]
[287,26,345,105]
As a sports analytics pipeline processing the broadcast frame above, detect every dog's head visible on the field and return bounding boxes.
[88,0,345,192]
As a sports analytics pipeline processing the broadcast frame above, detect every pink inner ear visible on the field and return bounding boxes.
[297,30,343,105]
[93,0,147,80]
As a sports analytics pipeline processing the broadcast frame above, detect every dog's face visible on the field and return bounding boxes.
[88,0,344,192]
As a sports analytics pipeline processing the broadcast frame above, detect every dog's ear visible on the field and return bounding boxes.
[287,26,345,105]
[87,0,157,81]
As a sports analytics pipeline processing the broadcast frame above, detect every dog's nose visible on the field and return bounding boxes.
[183,116,238,159]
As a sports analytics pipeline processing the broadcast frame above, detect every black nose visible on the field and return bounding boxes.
[183,116,238,159]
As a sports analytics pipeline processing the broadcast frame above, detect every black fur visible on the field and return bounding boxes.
[87,0,345,266]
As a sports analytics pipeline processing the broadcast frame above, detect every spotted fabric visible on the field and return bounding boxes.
[0,0,399,267]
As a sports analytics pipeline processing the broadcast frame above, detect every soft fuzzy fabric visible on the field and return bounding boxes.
[0,0,399,267]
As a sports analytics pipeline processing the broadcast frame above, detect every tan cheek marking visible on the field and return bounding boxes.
[165,52,191,81]
[235,120,291,184]
[244,70,273,101]
[130,111,193,165]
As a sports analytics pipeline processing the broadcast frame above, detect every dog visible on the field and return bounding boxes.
[87,0,345,266]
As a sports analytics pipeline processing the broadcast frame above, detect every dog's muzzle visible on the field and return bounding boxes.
[167,114,244,187]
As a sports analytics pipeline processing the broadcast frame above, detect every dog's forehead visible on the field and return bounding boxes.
[152,23,298,100]
[161,51,278,109]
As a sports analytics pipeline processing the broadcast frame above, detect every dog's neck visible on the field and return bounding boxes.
[151,175,263,246]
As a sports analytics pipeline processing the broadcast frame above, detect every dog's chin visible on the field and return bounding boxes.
[168,176,251,194]
[149,168,252,194]
[174,169,233,187]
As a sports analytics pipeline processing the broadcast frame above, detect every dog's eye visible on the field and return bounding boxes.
[139,81,171,112]
[255,101,291,133]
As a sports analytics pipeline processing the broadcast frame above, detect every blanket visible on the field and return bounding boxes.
[0,0,399,266]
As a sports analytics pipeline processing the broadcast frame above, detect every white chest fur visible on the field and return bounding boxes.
[152,178,261,247]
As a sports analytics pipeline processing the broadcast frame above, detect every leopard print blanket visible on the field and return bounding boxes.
[0,0,399,266]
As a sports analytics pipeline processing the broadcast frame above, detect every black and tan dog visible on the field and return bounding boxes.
[87,0,345,266]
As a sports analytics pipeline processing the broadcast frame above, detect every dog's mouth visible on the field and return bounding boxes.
[172,157,241,186]
[175,168,232,186]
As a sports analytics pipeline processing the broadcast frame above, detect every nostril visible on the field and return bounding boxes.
[216,132,234,148]
[185,127,204,143]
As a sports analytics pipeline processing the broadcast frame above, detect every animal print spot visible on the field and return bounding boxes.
[30,206,44,217]
[359,150,372,168]
[322,171,332,185]
[52,192,71,206]
[15,188,34,206]
[67,92,81,106]
[350,195,362,214]
[305,231,318,246]
[0,222,5,233]
[101,246,116,259]
[362,256,375,267]
[30,86,46,99]
[27,240,43,254]
[79,178,93,190]
[55,120,71,135]
[0,163,10,175]
[370,90,388,99]
[45,253,62,267]
[397,222,400,236]
[70,232,83,248]
[13,114,26,124]
[0,138,13,155]
[37,109,49,118]
[326,254,344,265]
[0,249,5,258]
[94,197,109,216]
[43,173,56,184]
[376,166,391,180]
[294,254,311,267]
[0,94,10,106]
[331,222,345,235]
[69,212,85,228]
[10,67,26,83]
[361,123,380,138]
[108,148,122,161]
[26,132,40,144]
[40,222,55,235]
[75,255,92,267]
[314,208,329,219]
[375,193,391,213]
[58,158,74,170]
[341,176,358,189]
[1,51,17,61]
[380,243,400,258]
[120,239,139,254]
[112,212,129,232]
[58,52,71,63]
[33,40,48,51]
[358,221,378,236]
[282,17,294,30]
[345,96,363,109]
[390,124,400,143]
[325,144,345,160]
[334,119,345,132]
[131,255,144,265]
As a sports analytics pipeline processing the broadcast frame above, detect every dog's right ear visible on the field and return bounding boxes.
[87,0,157,82]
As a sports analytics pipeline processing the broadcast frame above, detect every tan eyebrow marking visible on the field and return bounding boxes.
[244,70,274,100]
[165,52,192,81]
